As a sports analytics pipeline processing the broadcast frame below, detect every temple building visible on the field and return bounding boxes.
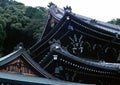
[0,3,120,85]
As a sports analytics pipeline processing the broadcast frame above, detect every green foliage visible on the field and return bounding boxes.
[0,19,7,28]
[0,7,4,13]
[11,23,22,30]
[0,23,6,56]
[0,19,6,45]
[0,0,47,55]
[108,18,120,25]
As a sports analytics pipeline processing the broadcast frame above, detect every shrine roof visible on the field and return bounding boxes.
[51,44,120,72]
[0,47,57,79]
[49,3,120,35]
[0,49,19,62]
[0,72,90,85]
[0,47,23,66]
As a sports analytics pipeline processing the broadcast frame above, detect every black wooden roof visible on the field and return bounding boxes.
[29,12,70,58]
[51,43,120,72]
[0,47,57,80]
[30,3,120,55]
[48,2,120,34]
[0,72,89,85]
[47,43,120,81]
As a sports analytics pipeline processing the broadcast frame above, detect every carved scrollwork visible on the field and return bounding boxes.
[63,33,118,62]
[67,34,93,58]
[4,62,28,73]
[81,41,92,57]
[104,47,117,62]
[92,44,102,60]
[68,34,83,55]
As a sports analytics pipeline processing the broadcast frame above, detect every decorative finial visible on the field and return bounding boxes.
[48,2,56,7]
[90,19,97,24]
[18,42,23,48]
[14,42,24,51]
[64,6,72,13]
[68,25,74,31]
[115,32,120,39]
[49,39,61,51]
[49,39,61,45]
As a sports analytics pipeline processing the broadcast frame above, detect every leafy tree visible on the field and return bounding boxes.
[0,7,4,13]
[0,23,6,57]
[0,0,47,55]
[108,18,120,25]
[11,23,22,30]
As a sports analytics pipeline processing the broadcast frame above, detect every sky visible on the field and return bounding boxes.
[15,0,120,22]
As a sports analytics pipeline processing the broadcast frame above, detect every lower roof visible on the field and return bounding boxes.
[0,72,92,85]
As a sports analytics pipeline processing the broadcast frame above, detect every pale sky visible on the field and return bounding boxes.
[15,0,120,22]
